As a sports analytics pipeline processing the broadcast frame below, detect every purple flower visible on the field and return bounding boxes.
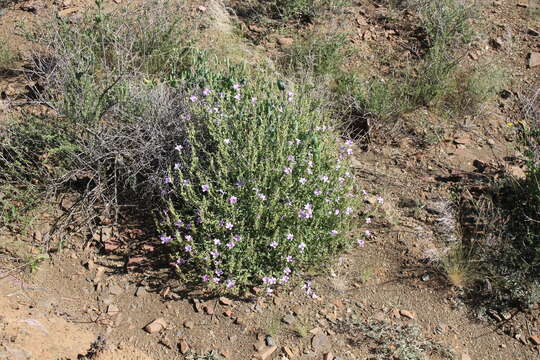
[258,193,267,201]
[224,138,231,144]
[347,148,353,155]
[233,234,241,242]
[215,269,224,276]
[183,179,191,185]
[189,95,198,102]
[213,277,221,283]
[314,189,322,196]
[345,207,353,216]
[164,176,172,184]
[376,195,384,204]
[366,217,372,224]
[283,167,292,175]
[232,83,241,91]
[202,274,210,282]
[203,87,211,96]
[210,250,220,258]
[299,178,307,185]
[251,97,257,104]
[175,220,184,228]
[226,279,235,289]
[357,239,365,247]
[364,230,372,237]
[225,222,233,230]
[287,155,295,162]
[330,230,338,236]
[184,245,193,252]
[175,144,184,151]
[286,255,294,263]
[283,267,292,275]
[338,177,345,183]
[280,275,290,284]
[185,235,193,242]
[160,235,172,244]
[286,233,294,240]
[298,242,306,252]
[299,203,313,219]
[345,140,354,146]
[334,209,340,215]
[234,93,242,100]
[269,241,278,248]
[201,184,209,192]
[226,242,235,249]
[176,258,186,265]
[229,196,238,204]
[213,238,221,245]
[235,180,245,186]
[320,175,329,183]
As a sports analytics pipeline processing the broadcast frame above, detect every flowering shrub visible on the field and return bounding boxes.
[158,59,362,291]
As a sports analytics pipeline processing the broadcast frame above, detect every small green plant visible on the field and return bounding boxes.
[336,319,455,360]
[283,32,350,77]
[186,351,225,360]
[158,55,362,292]
[293,318,311,338]
[235,0,348,23]
[0,42,18,72]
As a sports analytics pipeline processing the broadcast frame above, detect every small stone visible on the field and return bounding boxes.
[309,327,323,335]
[529,52,540,68]
[204,304,214,315]
[461,353,472,360]
[530,335,540,345]
[178,339,190,354]
[223,310,233,317]
[282,314,296,325]
[323,353,334,360]
[109,284,123,296]
[107,304,120,315]
[144,318,167,333]
[311,333,331,353]
[399,310,416,319]
[254,342,265,351]
[219,297,233,306]
[249,24,264,32]
[277,38,294,48]
[135,286,146,297]
[265,335,274,346]
[183,320,194,329]
[197,5,207,12]
[421,273,430,281]
[517,3,528,7]
[58,7,79,16]
[282,346,295,357]
[220,350,230,358]
[256,345,277,360]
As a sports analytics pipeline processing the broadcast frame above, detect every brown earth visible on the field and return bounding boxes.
[1,0,540,359]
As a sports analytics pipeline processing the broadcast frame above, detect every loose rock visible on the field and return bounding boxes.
[183,320,194,329]
[109,284,123,296]
[311,333,331,353]
[530,335,540,345]
[323,353,334,360]
[277,37,294,48]
[135,286,146,297]
[144,318,167,334]
[256,345,277,360]
[529,52,540,68]
[219,297,233,306]
[282,314,296,325]
[178,339,190,354]
[265,335,274,346]
[399,310,416,319]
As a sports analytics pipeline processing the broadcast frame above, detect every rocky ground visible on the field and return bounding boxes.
[1,0,540,359]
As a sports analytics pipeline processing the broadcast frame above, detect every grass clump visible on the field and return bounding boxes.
[335,319,454,360]
[158,57,361,291]
[283,32,350,78]
[235,0,348,24]
[0,42,18,73]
